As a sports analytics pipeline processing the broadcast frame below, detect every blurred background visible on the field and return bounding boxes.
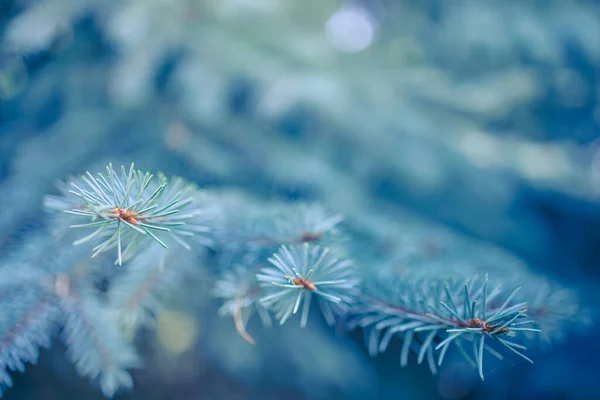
[1,0,600,399]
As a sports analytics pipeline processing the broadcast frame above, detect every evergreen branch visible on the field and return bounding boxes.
[44,164,214,265]
[107,245,199,335]
[0,265,61,395]
[10,159,590,397]
[214,264,272,344]
[0,253,141,398]
[268,203,345,246]
[514,280,584,348]
[60,282,140,398]
[348,271,542,379]
[212,196,345,255]
[0,291,60,395]
[257,243,359,327]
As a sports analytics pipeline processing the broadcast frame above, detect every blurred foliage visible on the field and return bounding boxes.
[1,0,600,399]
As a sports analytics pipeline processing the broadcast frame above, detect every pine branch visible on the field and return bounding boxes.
[514,280,585,349]
[60,281,141,398]
[5,160,583,397]
[347,271,542,380]
[107,244,203,336]
[268,203,346,246]
[44,163,212,265]
[0,260,142,398]
[256,243,359,327]
[211,195,345,257]
[213,264,272,344]
[0,265,61,395]
[213,203,350,338]
[0,289,60,395]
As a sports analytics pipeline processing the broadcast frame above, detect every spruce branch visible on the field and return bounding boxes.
[214,264,272,344]
[0,289,60,394]
[0,266,70,395]
[511,279,584,348]
[257,243,359,327]
[268,203,345,246]
[107,244,204,336]
[44,163,212,265]
[348,272,541,380]
[0,295,59,394]
[0,265,62,394]
[3,159,587,397]
[212,197,345,256]
[0,252,143,398]
[60,281,141,398]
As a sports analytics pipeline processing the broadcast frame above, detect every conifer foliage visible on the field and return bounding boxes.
[0,163,584,397]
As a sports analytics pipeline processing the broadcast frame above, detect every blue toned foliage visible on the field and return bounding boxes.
[45,163,213,266]
[210,194,345,256]
[2,0,600,397]
[0,266,61,395]
[348,269,542,379]
[0,252,143,398]
[257,243,359,327]
[213,263,272,344]
[60,282,141,398]
[0,162,589,398]
[108,242,208,335]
